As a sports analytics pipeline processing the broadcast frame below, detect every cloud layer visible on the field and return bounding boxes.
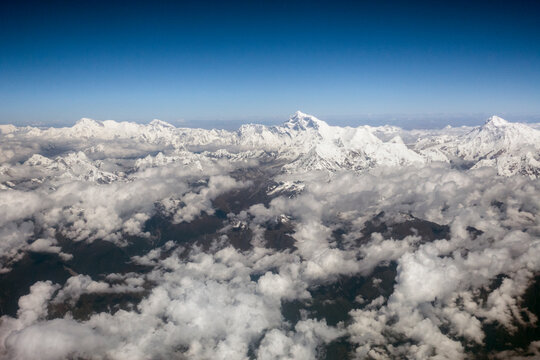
[1,116,539,359]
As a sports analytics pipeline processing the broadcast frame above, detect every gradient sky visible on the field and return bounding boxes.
[1,0,540,128]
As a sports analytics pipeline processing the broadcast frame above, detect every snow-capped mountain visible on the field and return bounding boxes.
[24,152,120,183]
[237,111,424,173]
[1,112,539,179]
[415,115,540,177]
[457,116,540,160]
[462,117,540,178]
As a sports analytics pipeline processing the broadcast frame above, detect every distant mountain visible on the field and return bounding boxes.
[237,111,424,173]
[3,112,539,177]
[24,152,119,183]
[458,116,540,160]
[415,115,540,177]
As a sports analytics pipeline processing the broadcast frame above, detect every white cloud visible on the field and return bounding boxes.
[1,118,540,358]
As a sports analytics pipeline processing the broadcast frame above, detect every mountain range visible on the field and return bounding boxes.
[1,111,539,182]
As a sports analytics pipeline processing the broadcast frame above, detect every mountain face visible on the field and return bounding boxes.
[414,115,540,177]
[461,117,540,177]
[458,116,540,159]
[236,111,424,173]
[1,112,539,178]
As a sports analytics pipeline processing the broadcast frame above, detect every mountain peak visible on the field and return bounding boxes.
[149,119,175,128]
[284,111,327,130]
[484,115,509,127]
[74,118,103,128]
[292,110,311,119]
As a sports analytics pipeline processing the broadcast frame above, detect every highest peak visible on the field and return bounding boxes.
[483,115,509,127]
[291,110,311,119]
[284,111,327,130]
[149,119,175,128]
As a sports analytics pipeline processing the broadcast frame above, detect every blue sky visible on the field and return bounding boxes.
[1,0,539,128]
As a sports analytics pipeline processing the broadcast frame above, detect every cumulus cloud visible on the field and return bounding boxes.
[2,247,286,359]
[0,148,247,271]
[26,238,73,261]
[4,319,111,360]
[52,274,144,304]
[1,119,539,359]
[257,319,345,360]
[0,281,60,354]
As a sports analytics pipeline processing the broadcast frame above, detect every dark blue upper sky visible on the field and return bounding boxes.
[1,0,539,128]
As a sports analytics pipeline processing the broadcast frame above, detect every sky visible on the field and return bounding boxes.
[1,0,540,128]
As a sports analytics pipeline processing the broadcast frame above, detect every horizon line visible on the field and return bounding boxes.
[2,111,540,131]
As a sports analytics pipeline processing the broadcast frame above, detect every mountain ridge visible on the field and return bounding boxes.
[2,112,539,178]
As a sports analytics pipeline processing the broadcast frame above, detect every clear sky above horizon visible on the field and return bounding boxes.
[1,0,539,128]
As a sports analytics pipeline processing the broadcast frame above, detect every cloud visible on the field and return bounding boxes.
[52,274,144,305]
[26,238,73,261]
[1,120,540,358]
[0,281,60,354]
[4,319,111,360]
[2,246,286,359]
[257,319,345,360]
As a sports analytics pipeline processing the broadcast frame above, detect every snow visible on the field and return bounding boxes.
[1,113,539,178]
[415,115,540,177]
[484,115,508,127]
